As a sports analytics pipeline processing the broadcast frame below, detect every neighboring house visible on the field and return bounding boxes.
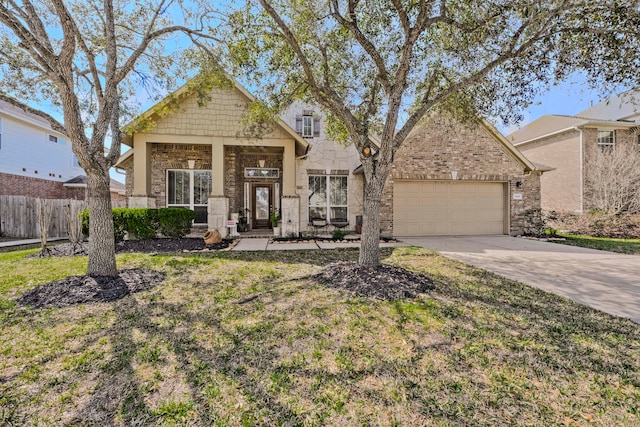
[508,92,640,213]
[0,100,126,203]
[62,175,128,206]
[0,100,85,199]
[116,80,542,237]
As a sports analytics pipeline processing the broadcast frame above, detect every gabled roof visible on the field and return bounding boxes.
[353,117,538,174]
[121,77,309,156]
[0,100,67,137]
[64,175,125,194]
[508,114,637,147]
[578,89,640,121]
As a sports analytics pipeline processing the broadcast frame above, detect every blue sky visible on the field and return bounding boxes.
[497,73,629,135]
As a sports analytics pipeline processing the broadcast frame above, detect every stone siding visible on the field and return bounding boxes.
[384,115,540,235]
[289,103,364,231]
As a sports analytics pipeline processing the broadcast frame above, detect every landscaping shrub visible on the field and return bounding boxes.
[121,208,158,239]
[82,208,196,241]
[550,211,640,239]
[158,208,196,238]
[332,228,346,240]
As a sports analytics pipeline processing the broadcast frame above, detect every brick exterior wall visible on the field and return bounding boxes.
[0,172,85,199]
[148,144,213,208]
[519,126,638,213]
[382,115,541,235]
[582,127,638,212]
[225,147,283,217]
[516,129,582,212]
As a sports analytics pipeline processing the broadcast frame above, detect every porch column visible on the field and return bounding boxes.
[281,143,299,236]
[208,141,229,237]
[129,134,156,208]
[283,143,296,196]
[281,196,300,237]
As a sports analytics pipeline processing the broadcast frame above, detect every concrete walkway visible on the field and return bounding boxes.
[402,235,640,323]
[232,238,405,251]
[0,237,66,249]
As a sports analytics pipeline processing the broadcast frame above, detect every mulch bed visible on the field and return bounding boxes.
[17,269,166,309]
[25,238,231,258]
[313,261,434,300]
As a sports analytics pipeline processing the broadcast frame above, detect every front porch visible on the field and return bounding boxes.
[127,136,303,238]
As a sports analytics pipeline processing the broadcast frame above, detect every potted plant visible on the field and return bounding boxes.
[270,210,281,236]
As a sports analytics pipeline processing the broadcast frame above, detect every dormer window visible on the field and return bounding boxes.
[295,110,320,138]
[302,114,313,137]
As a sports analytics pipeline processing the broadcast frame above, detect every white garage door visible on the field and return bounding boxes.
[394,181,506,236]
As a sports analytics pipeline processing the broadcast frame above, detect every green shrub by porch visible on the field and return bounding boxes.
[82,208,196,241]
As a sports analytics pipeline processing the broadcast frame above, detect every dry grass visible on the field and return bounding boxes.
[1,247,639,426]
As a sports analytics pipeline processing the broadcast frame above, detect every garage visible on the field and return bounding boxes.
[393,181,506,236]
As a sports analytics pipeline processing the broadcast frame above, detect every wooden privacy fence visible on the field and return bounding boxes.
[0,196,86,239]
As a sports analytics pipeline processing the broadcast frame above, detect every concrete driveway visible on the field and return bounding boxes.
[401,236,640,323]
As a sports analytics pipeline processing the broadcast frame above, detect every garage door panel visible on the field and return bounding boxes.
[394,181,506,236]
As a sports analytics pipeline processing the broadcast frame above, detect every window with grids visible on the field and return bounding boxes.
[302,115,313,137]
[597,130,615,153]
[308,175,348,222]
[167,170,212,223]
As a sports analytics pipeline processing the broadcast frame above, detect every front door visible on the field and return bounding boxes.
[252,184,273,228]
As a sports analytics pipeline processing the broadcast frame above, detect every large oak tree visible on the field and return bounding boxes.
[0,0,217,276]
[220,0,639,267]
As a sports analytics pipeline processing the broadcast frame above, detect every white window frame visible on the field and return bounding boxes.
[308,174,348,223]
[597,130,615,152]
[166,169,212,224]
[302,115,313,138]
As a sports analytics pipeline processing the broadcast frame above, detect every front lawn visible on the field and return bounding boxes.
[554,233,640,255]
[1,248,639,426]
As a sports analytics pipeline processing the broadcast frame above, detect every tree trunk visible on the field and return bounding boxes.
[358,180,384,267]
[86,170,118,276]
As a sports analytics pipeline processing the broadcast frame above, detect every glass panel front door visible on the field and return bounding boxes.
[252,184,272,228]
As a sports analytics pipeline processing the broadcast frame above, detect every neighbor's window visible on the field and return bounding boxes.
[72,154,80,168]
[167,169,212,224]
[597,130,615,153]
[308,175,348,222]
[49,134,58,143]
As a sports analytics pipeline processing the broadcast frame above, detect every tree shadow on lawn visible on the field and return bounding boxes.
[415,259,640,381]
[178,246,395,267]
[4,247,640,425]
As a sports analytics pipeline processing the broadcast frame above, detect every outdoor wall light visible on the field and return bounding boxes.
[516,180,523,188]
[362,146,372,157]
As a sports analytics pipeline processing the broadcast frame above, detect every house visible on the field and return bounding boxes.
[0,99,126,203]
[116,80,542,237]
[508,92,640,213]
